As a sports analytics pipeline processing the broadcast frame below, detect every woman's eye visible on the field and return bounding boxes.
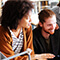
[26,17,28,19]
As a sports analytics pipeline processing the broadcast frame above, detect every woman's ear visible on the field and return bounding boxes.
[39,21,42,27]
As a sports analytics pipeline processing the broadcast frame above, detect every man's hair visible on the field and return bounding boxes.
[1,0,33,29]
[38,9,56,24]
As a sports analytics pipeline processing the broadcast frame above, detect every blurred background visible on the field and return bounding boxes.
[0,0,60,29]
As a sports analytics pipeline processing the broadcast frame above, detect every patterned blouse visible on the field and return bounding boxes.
[10,28,23,54]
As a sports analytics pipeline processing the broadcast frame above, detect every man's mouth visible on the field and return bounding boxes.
[49,30,55,34]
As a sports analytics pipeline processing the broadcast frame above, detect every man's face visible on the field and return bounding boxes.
[41,15,57,35]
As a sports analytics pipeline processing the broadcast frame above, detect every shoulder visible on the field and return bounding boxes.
[33,27,41,33]
[55,28,60,33]
[0,26,11,40]
[51,6,59,13]
[52,6,59,10]
[33,27,41,38]
[33,28,37,32]
[0,25,10,34]
[33,28,38,34]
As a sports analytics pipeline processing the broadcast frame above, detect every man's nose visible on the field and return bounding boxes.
[51,24,56,29]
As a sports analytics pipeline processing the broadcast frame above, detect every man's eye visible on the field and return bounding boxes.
[47,24,52,26]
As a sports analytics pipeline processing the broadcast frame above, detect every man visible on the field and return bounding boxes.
[52,2,60,27]
[33,9,60,60]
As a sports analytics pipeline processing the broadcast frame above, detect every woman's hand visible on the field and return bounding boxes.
[31,53,55,60]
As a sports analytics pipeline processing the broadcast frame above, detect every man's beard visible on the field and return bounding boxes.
[42,27,55,35]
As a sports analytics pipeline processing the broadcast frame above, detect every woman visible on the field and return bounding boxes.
[0,0,55,60]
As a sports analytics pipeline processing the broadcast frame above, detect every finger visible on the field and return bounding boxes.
[38,59,47,60]
[40,53,55,59]
[31,55,47,59]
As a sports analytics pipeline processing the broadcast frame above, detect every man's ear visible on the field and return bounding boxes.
[55,23,59,30]
[39,21,42,27]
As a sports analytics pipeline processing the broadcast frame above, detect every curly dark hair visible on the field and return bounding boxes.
[1,0,34,29]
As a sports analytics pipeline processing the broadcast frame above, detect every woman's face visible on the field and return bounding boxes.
[19,11,32,28]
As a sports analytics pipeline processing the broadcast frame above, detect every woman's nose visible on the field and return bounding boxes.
[29,19,32,22]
